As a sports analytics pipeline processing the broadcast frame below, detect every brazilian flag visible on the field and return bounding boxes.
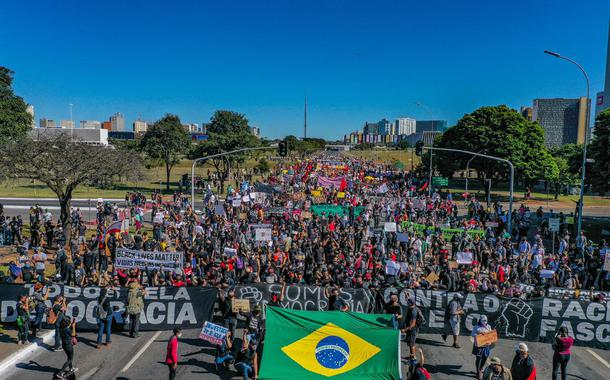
[259,307,401,380]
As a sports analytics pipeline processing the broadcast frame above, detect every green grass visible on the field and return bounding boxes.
[346,149,421,169]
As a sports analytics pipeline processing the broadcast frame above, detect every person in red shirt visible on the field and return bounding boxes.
[165,327,181,380]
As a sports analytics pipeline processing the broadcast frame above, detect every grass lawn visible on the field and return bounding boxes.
[0,154,276,199]
[346,149,421,169]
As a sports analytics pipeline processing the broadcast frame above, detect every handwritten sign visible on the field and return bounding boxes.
[448,260,459,269]
[384,222,397,232]
[475,329,498,346]
[232,298,250,312]
[199,321,228,345]
[425,272,440,284]
[456,251,473,265]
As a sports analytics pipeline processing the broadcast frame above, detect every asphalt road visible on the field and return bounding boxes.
[3,326,610,380]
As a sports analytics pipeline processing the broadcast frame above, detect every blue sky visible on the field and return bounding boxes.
[2,0,610,140]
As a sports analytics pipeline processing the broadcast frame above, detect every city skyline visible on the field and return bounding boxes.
[2,1,610,140]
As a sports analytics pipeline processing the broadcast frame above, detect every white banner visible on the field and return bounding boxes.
[255,228,273,241]
[384,222,397,232]
[115,248,183,271]
[456,251,473,265]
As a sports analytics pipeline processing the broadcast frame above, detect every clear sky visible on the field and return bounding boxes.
[2,0,609,140]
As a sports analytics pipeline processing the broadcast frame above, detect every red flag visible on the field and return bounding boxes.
[339,178,347,192]
[419,181,429,192]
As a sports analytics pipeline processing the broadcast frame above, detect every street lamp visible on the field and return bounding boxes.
[544,50,590,236]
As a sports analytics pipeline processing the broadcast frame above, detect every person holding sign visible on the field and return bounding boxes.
[472,315,493,380]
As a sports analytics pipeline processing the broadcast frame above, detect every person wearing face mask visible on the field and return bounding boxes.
[511,343,536,380]
[472,315,493,380]
[482,357,512,380]
[165,327,182,380]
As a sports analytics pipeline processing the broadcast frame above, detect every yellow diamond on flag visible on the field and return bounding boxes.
[281,323,381,377]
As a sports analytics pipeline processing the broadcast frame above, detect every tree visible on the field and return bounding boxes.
[548,144,583,198]
[0,67,32,144]
[589,109,610,194]
[433,105,558,188]
[189,110,259,193]
[0,133,143,238]
[256,157,271,173]
[140,114,190,191]
[396,140,411,150]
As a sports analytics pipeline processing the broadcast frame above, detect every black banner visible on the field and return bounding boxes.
[0,284,217,331]
[379,287,610,350]
[235,284,374,313]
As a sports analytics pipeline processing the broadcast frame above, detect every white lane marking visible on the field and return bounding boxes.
[80,365,100,380]
[121,331,162,373]
[586,349,610,369]
[0,330,55,375]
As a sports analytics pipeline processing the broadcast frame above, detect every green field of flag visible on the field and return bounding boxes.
[259,307,401,380]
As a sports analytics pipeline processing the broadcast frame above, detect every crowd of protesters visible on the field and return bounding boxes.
[1,152,609,379]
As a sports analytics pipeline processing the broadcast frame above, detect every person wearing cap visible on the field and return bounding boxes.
[471,315,493,380]
[482,357,512,380]
[511,342,536,380]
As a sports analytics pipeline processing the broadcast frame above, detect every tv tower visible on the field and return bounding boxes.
[304,95,307,139]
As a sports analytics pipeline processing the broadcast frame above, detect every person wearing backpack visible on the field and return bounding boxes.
[403,297,423,357]
[408,349,431,380]
[96,286,113,348]
[126,282,145,338]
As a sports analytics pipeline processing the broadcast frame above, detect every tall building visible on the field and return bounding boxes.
[40,118,56,128]
[183,123,201,133]
[101,121,112,131]
[59,119,75,129]
[595,22,610,118]
[133,119,148,134]
[248,126,260,137]
[80,120,101,129]
[26,105,35,128]
[377,118,392,135]
[532,97,590,147]
[110,112,125,131]
[395,118,416,135]
[520,106,533,121]
[416,120,448,133]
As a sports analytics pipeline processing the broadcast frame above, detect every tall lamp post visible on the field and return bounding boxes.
[544,50,590,236]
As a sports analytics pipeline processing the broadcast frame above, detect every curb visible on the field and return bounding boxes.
[0,330,54,375]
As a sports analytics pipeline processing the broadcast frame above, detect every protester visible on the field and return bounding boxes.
[16,294,30,345]
[472,315,493,380]
[165,327,181,380]
[126,282,145,338]
[96,286,113,348]
[552,327,573,380]
[482,357,512,380]
[50,295,66,351]
[403,297,422,357]
[234,337,258,380]
[510,343,536,380]
[214,331,234,373]
[58,315,78,375]
[442,294,464,348]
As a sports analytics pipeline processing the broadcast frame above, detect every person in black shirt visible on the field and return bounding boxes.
[234,339,258,380]
[16,295,30,345]
[384,293,402,329]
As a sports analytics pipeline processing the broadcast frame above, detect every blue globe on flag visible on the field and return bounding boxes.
[315,336,350,369]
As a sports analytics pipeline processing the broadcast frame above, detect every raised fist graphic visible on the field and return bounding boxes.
[237,286,263,303]
[497,298,533,338]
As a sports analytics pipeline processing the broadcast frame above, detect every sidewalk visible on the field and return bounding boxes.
[0,325,54,374]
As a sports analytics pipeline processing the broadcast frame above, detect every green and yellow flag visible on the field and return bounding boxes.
[259,307,401,380]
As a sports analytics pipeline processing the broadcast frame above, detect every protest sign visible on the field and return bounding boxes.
[242,195,250,203]
[232,298,250,312]
[549,218,560,232]
[475,330,498,346]
[456,251,473,265]
[396,233,409,243]
[540,269,555,279]
[199,321,228,345]
[301,211,312,219]
[337,191,345,198]
[425,272,439,284]
[486,221,499,228]
[448,260,459,269]
[384,222,397,232]
[214,205,226,216]
[238,213,247,220]
[224,247,237,256]
[310,190,321,197]
[232,199,242,207]
[255,228,273,241]
[385,261,400,276]
[115,248,183,271]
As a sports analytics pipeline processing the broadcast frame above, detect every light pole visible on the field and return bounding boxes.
[414,101,435,196]
[544,50,590,235]
[465,154,478,195]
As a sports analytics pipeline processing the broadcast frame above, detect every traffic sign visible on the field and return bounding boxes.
[549,218,560,232]
[432,177,449,187]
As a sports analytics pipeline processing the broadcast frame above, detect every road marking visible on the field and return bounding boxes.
[121,331,162,373]
[0,330,55,375]
[586,349,610,369]
[80,365,100,380]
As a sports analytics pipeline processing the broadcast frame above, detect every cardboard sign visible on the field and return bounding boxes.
[199,321,228,345]
[456,251,473,265]
[238,213,248,220]
[301,211,313,219]
[384,222,397,232]
[232,298,250,312]
[448,260,459,269]
[425,272,440,284]
[310,190,322,197]
[475,329,498,346]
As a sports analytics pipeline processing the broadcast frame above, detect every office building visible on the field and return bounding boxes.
[416,120,448,133]
[249,126,260,137]
[183,123,201,133]
[59,119,75,129]
[520,106,533,121]
[395,118,416,135]
[133,119,148,134]
[110,112,125,131]
[377,118,392,135]
[29,127,108,146]
[101,121,112,131]
[80,120,101,129]
[532,97,590,147]
[40,118,56,128]
[595,22,610,118]
[26,105,35,128]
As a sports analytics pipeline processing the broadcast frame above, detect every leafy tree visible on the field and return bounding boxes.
[0,133,143,237]
[256,157,271,173]
[589,109,610,194]
[0,67,32,144]
[140,114,190,191]
[352,143,376,150]
[433,105,558,187]
[396,140,411,150]
[189,110,259,193]
[284,135,326,154]
[548,144,583,198]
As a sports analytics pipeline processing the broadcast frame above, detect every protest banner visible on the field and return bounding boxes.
[411,199,426,210]
[255,228,273,241]
[0,284,216,331]
[224,247,237,256]
[199,321,228,345]
[456,251,473,265]
[232,298,250,312]
[232,198,242,207]
[540,269,555,278]
[115,248,183,271]
[317,176,345,189]
[384,222,397,232]
[475,330,498,346]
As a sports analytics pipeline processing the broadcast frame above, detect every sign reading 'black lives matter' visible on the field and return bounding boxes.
[115,248,183,271]
[0,284,216,330]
